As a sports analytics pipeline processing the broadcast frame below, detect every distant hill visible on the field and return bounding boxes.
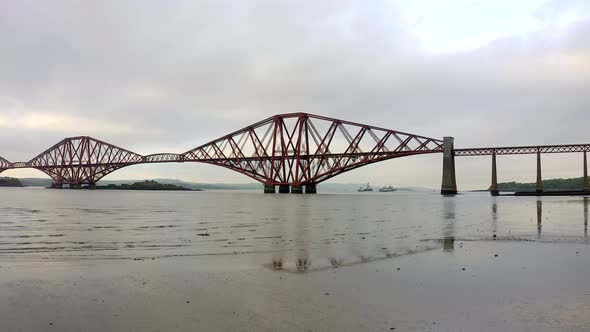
[499,177,588,191]
[18,178,53,187]
[149,179,259,190]
[13,178,426,192]
[96,180,196,191]
[0,177,23,187]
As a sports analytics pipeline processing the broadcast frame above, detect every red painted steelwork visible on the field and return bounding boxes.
[25,136,143,185]
[0,156,11,173]
[4,113,444,186]
[455,144,590,156]
[143,153,183,163]
[181,113,444,185]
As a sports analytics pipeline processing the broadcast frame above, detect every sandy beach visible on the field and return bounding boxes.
[1,0,589,329]
[1,240,589,331]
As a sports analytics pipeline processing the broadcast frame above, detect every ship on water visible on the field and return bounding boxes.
[379,185,397,192]
[357,183,373,192]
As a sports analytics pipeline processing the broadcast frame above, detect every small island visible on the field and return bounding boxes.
[96,180,199,191]
[0,177,23,187]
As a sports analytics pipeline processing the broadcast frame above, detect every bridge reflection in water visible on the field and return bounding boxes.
[442,198,456,252]
[265,195,590,273]
[585,197,589,238]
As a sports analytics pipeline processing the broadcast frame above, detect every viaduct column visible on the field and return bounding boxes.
[490,152,499,196]
[536,150,543,194]
[584,151,589,192]
[441,137,457,195]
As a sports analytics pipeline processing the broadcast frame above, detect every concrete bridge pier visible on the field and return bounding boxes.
[490,152,499,196]
[536,151,543,194]
[584,151,589,192]
[278,185,290,194]
[264,184,276,194]
[51,183,63,189]
[305,184,317,194]
[441,137,457,195]
[263,184,317,194]
[291,185,304,194]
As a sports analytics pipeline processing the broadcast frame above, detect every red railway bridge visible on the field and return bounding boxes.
[0,113,588,195]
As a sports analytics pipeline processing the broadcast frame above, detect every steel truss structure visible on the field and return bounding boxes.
[0,156,11,173]
[0,113,444,186]
[455,144,590,156]
[182,113,443,185]
[27,137,143,186]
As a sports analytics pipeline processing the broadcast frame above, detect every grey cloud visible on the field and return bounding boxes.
[0,1,589,187]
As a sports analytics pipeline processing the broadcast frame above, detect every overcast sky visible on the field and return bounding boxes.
[1,0,589,189]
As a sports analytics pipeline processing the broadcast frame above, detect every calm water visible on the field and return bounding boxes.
[0,188,588,271]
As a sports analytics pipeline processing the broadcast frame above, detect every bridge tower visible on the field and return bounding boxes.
[536,150,543,193]
[490,152,499,196]
[441,137,457,195]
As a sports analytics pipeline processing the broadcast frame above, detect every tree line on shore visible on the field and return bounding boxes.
[499,177,587,191]
[0,177,195,190]
[0,177,23,187]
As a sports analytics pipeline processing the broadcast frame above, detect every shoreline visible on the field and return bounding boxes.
[1,240,588,331]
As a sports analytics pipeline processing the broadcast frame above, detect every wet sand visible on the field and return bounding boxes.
[1,240,589,331]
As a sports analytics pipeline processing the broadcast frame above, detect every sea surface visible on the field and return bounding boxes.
[0,187,588,271]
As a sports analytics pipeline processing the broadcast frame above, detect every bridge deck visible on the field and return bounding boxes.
[1,112,588,189]
[455,144,590,156]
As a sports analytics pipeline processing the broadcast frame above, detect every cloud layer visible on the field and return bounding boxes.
[0,0,589,188]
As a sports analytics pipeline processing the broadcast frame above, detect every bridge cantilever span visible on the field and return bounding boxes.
[21,136,144,188]
[0,113,444,192]
[180,113,444,193]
